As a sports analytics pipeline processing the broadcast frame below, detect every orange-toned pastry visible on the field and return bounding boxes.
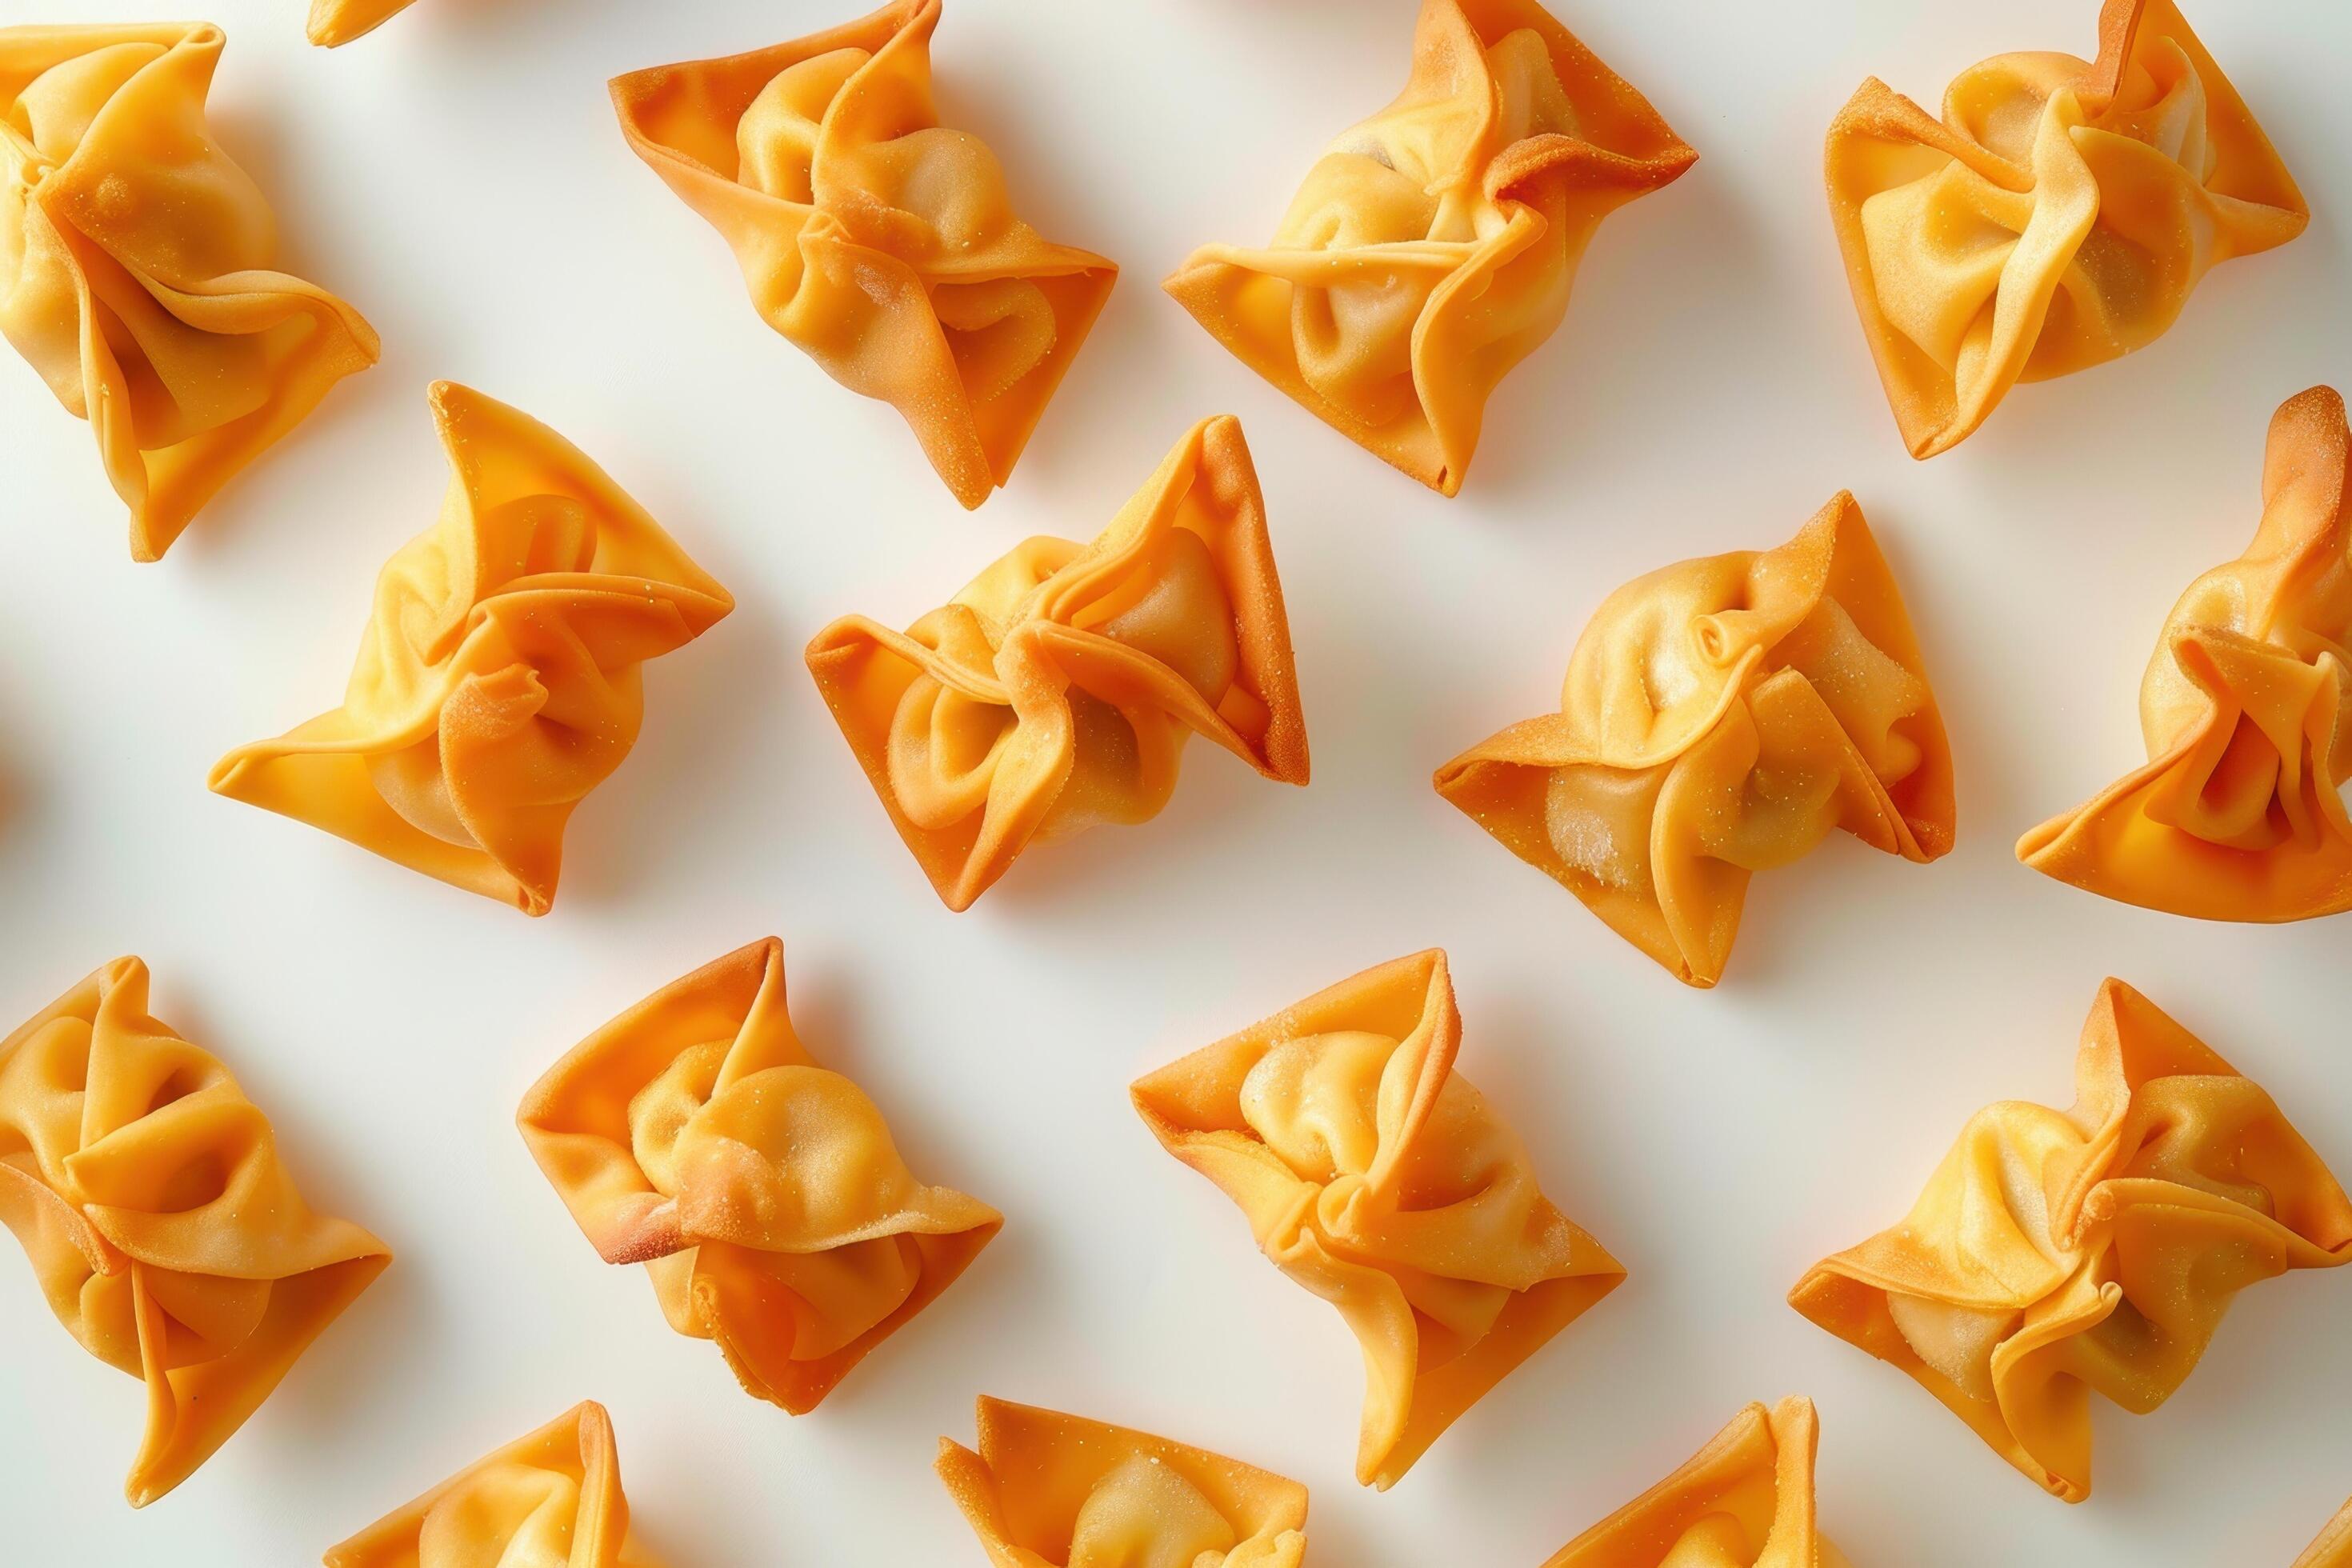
[612,0,1115,510]
[938,1396,1308,1567]
[1828,0,2306,460]
[518,938,1000,1414]
[306,1,418,48]
[1131,950,1622,1490]
[209,382,732,917]
[2020,386,2352,921]
[1540,1398,1846,1568]
[324,1402,662,1567]
[1434,493,1952,988]
[1164,0,1693,498]
[807,415,1307,910]
[0,958,390,1507]
[0,22,379,560]
[1790,979,2352,1503]
[2296,1498,2352,1568]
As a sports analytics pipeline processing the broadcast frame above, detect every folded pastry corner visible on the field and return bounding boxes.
[323,1401,664,1567]
[807,414,1307,910]
[2296,1496,2352,1568]
[1165,0,1694,497]
[1131,950,1623,1489]
[611,0,1117,508]
[518,938,1001,1414]
[209,381,733,916]
[0,958,390,1506]
[306,0,419,47]
[1827,0,2306,459]
[1539,1398,1847,1567]
[938,1396,1309,1567]
[2020,386,2352,921]
[1435,492,1952,987]
[0,22,380,558]
[1790,978,2352,1502]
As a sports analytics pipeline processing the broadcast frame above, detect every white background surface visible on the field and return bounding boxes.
[3,0,2349,1562]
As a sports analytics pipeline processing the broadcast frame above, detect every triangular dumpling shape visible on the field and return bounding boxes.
[1131,950,1623,1489]
[1165,0,1693,496]
[518,938,1001,1414]
[209,382,733,916]
[612,0,1116,508]
[807,415,1308,910]
[323,1402,664,1567]
[0,23,379,558]
[937,1397,1309,1567]
[1540,1399,1850,1568]
[1790,980,2352,1502]
[1827,0,2306,458]
[2019,386,2352,921]
[1434,493,1952,987]
[0,958,390,1506]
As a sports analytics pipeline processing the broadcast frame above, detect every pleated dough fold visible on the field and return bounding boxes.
[937,1396,1310,1568]
[1131,950,1623,1489]
[0,22,379,559]
[1166,0,1693,497]
[808,414,1307,910]
[1539,1398,1850,1568]
[2019,386,2352,921]
[518,938,1001,1414]
[1827,0,2306,458]
[1434,493,1952,987]
[612,0,1116,508]
[0,958,390,1506]
[323,1401,664,1568]
[1790,979,2352,1502]
[209,381,733,916]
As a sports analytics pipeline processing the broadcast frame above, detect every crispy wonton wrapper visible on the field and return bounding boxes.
[0,957,389,1506]
[518,938,1000,1414]
[1827,0,2306,458]
[807,414,1307,910]
[612,0,1116,509]
[2020,386,2352,922]
[1790,979,2352,1502]
[1539,1398,1850,1568]
[0,22,378,558]
[323,1401,664,1567]
[209,382,733,916]
[1132,950,1622,1489]
[937,1396,1309,1568]
[1434,492,1952,987]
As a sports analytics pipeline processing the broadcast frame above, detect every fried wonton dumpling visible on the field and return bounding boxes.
[208,382,733,916]
[937,1397,1309,1568]
[1540,1398,1848,1568]
[1131,950,1622,1490]
[612,0,1116,510]
[518,938,1000,1415]
[0,958,390,1507]
[2019,386,2352,921]
[306,1,419,49]
[1828,0,2306,460]
[1434,493,1952,988]
[807,415,1307,910]
[323,1402,663,1568]
[1790,979,2352,1503]
[0,22,379,560]
[2298,1498,2352,1568]
[1164,0,1693,498]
